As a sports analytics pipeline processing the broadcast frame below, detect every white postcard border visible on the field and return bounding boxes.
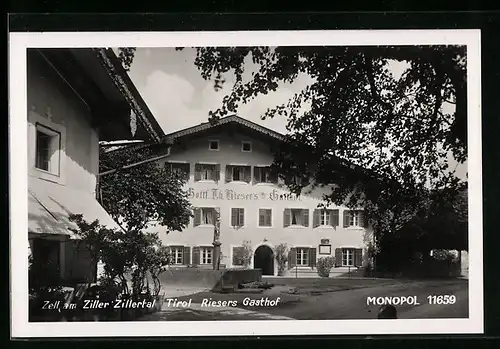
[9,29,483,337]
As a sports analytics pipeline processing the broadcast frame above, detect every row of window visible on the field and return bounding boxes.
[208,139,252,153]
[169,246,215,265]
[193,207,366,228]
[168,245,363,268]
[291,247,363,267]
[167,162,279,185]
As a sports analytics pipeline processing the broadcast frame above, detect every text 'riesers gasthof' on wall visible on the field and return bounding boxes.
[188,188,302,201]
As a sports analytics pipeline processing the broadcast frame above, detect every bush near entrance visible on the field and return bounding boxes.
[233,240,253,268]
[274,243,288,276]
[316,256,336,278]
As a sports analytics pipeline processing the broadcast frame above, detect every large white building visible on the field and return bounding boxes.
[152,115,373,277]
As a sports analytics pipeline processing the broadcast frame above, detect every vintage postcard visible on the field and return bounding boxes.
[9,29,482,337]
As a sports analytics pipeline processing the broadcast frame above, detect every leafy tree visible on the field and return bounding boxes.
[98,144,192,232]
[375,187,468,271]
[117,46,468,265]
[94,144,192,296]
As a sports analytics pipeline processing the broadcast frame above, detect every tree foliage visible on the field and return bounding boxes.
[69,214,171,298]
[117,45,468,255]
[99,145,192,233]
[274,243,289,276]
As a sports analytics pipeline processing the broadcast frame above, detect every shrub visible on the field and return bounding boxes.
[233,240,253,268]
[316,256,336,278]
[274,243,288,276]
[431,249,458,262]
[69,214,171,299]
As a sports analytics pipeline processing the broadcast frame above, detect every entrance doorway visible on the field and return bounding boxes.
[31,238,61,285]
[254,245,274,276]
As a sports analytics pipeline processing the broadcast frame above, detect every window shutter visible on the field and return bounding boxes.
[265,210,272,226]
[244,167,251,183]
[259,209,265,226]
[239,208,245,226]
[231,208,237,227]
[215,164,221,182]
[309,248,317,269]
[288,248,297,269]
[194,164,201,181]
[183,246,191,265]
[192,246,200,265]
[354,249,363,267]
[331,209,339,227]
[213,208,219,225]
[334,248,342,267]
[253,167,260,184]
[193,208,201,227]
[302,209,309,227]
[225,165,232,183]
[313,209,320,228]
[283,209,291,227]
[343,210,350,228]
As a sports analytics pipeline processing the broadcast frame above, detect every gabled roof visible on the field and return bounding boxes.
[163,114,285,143]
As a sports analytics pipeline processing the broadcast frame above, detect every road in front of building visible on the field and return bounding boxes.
[259,278,469,320]
[140,278,468,321]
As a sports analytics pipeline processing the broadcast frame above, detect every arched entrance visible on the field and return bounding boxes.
[254,245,274,276]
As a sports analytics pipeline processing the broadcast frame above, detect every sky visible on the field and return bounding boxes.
[120,47,467,181]
[122,47,313,135]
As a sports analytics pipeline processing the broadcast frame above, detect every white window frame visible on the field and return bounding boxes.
[167,161,190,179]
[320,210,331,226]
[290,208,306,227]
[171,247,184,265]
[201,247,213,265]
[258,208,273,228]
[348,211,361,227]
[230,207,245,228]
[342,248,355,267]
[201,207,216,226]
[226,164,251,183]
[296,248,309,266]
[241,141,252,152]
[254,166,275,184]
[29,111,67,184]
[198,163,217,181]
[208,139,220,151]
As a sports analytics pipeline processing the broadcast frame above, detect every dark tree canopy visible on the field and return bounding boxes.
[117,45,468,250]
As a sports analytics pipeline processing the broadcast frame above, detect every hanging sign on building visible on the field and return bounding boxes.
[187,188,301,201]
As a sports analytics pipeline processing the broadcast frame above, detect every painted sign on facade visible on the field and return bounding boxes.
[187,188,301,201]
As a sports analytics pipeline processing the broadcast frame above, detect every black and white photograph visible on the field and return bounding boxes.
[9,30,483,337]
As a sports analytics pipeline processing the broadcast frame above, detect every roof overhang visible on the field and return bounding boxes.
[164,115,285,146]
[33,48,164,143]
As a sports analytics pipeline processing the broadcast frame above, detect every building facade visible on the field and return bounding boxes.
[27,48,164,285]
[151,116,373,277]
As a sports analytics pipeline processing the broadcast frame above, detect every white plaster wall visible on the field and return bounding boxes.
[27,52,99,195]
[150,132,371,267]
